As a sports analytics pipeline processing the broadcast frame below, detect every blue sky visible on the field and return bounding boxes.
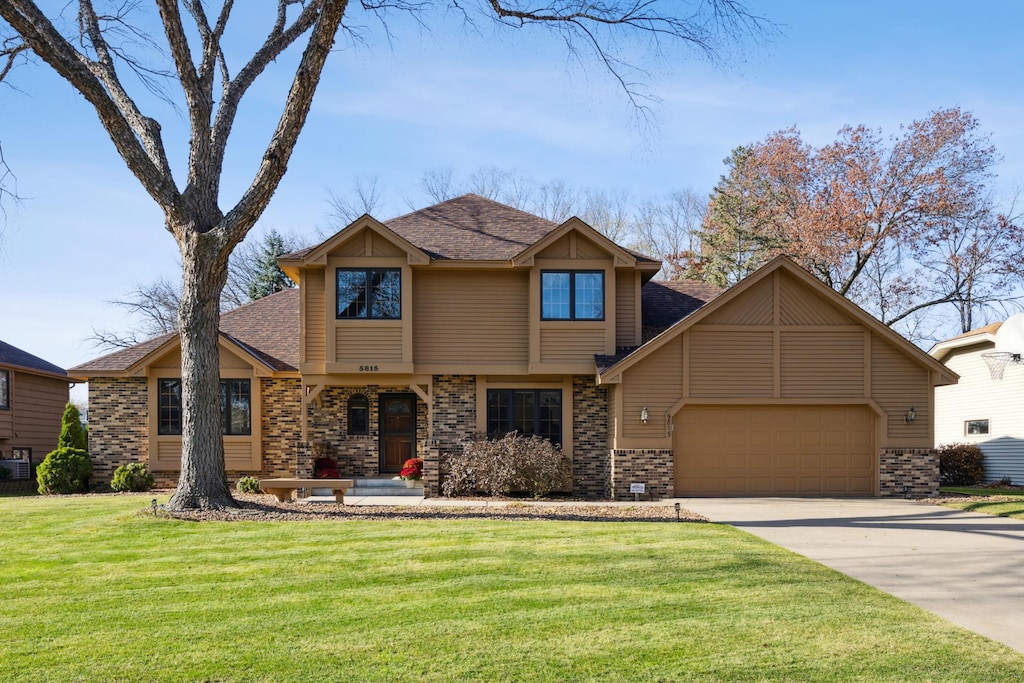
[1,1,1022,404]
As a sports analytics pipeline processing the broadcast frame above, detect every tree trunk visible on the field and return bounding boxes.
[166,230,236,510]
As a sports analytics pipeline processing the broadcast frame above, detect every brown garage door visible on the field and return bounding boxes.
[674,405,875,496]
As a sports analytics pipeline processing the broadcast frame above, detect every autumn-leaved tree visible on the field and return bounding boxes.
[1,1,766,509]
[697,108,1022,339]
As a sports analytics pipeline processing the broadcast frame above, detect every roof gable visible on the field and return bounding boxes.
[281,216,429,272]
[599,256,956,384]
[512,217,650,268]
[929,322,1002,362]
[70,289,299,377]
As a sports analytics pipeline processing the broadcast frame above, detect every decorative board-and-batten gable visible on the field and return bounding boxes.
[598,256,956,456]
[599,256,957,386]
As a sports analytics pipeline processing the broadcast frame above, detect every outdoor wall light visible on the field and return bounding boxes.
[640,406,650,424]
[905,406,916,423]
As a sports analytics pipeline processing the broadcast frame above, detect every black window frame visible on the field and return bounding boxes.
[0,369,8,410]
[157,378,251,436]
[540,270,605,321]
[348,394,370,436]
[336,267,402,320]
[486,388,562,445]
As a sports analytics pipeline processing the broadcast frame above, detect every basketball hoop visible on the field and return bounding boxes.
[981,351,1021,380]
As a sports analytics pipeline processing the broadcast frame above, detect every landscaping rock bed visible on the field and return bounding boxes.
[157,493,708,523]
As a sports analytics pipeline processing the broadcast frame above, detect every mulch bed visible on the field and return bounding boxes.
[153,493,708,523]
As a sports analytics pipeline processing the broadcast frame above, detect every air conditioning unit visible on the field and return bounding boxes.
[0,459,30,480]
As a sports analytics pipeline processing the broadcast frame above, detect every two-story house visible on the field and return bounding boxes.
[72,195,954,498]
[0,340,72,478]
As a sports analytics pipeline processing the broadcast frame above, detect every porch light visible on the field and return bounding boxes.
[905,406,916,424]
[640,406,650,424]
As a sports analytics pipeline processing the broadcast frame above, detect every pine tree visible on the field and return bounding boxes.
[57,402,87,452]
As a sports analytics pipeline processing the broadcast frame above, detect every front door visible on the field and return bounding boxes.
[379,393,416,473]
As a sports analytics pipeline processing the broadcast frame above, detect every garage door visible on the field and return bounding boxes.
[674,405,875,496]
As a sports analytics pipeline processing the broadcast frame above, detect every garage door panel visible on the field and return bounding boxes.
[675,405,876,496]
[825,453,848,469]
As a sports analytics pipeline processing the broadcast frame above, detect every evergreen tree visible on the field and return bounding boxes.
[57,402,87,452]
[245,230,295,301]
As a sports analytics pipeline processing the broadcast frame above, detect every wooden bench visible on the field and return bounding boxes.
[258,478,354,504]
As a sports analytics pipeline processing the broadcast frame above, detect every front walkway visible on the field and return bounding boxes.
[678,497,1024,653]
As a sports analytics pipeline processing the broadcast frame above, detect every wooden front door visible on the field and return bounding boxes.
[379,393,416,473]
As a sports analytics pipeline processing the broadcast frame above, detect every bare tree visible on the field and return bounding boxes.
[1,1,767,509]
[418,167,456,205]
[327,174,384,227]
[89,276,181,349]
[581,189,632,243]
[636,189,706,280]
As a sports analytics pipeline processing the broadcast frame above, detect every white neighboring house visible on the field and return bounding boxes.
[930,315,1024,484]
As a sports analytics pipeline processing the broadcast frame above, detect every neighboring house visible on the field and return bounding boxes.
[71,194,955,498]
[931,315,1024,483]
[0,340,72,478]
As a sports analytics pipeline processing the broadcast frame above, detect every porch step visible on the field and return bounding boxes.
[344,477,424,497]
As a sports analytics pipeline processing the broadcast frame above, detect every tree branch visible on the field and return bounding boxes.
[0,1,178,208]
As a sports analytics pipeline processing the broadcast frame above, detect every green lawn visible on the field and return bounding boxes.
[941,486,1024,497]
[938,487,1024,520]
[4,496,1024,682]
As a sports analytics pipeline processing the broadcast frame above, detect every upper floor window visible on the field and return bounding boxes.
[337,268,401,319]
[965,419,989,436]
[157,378,251,436]
[348,394,370,435]
[541,271,604,320]
[0,369,8,409]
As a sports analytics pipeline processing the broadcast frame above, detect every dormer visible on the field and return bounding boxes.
[279,215,429,376]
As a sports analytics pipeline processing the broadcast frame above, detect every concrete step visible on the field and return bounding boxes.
[315,477,424,497]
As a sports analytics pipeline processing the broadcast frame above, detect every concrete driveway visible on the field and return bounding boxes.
[677,497,1024,653]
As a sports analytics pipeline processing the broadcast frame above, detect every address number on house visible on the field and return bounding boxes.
[358,365,380,372]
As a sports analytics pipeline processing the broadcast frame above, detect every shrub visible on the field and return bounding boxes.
[938,443,985,486]
[57,402,88,451]
[111,463,155,492]
[36,447,92,495]
[237,476,261,494]
[442,432,570,498]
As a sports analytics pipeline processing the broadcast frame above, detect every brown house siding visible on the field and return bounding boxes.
[0,371,68,463]
[413,273,529,365]
[88,377,148,487]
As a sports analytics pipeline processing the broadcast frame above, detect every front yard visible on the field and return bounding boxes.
[4,494,1024,682]
[936,486,1024,520]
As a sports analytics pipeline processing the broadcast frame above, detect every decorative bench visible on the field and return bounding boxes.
[258,478,354,504]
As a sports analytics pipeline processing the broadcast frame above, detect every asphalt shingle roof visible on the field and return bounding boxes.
[0,340,68,378]
[70,289,299,375]
[595,279,722,373]
[382,194,562,261]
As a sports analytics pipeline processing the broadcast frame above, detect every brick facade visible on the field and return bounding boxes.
[305,386,428,478]
[609,449,674,501]
[87,377,148,489]
[571,376,609,498]
[879,448,938,497]
[257,378,303,480]
[429,375,476,497]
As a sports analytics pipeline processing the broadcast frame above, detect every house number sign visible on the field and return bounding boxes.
[358,365,380,372]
